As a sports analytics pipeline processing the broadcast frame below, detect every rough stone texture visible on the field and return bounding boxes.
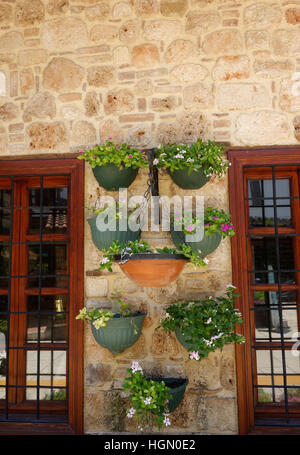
[273,29,300,56]
[217,83,270,111]
[132,43,160,68]
[85,3,109,21]
[212,56,250,81]
[254,59,294,78]
[245,30,269,50]
[119,20,140,43]
[202,30,243,55]
[279,76,300,112]
[164,39,198,63]
[90,24,119,43]
[87,66,115,87]
[43,57,84,92]
[160,0,188,17]
[143,19,181,41]
[100,119,124,143]
[26,121,68,151]
[0,31,23,50]
[183,83,213,109]
[41,17,88,49]
[24,92,56,121]
[104,88,135,114]
[185,10,220,33]
[0,3,13,24]
[18,49,48,66]
[0,103,19,121]
[15,0,45,26]
[235,110,291,145]
[71,120,96,144]
[286,8,300,25]
[84,91,100,117]
[171,63,208,82]
[243,3,282,28]
[293,116,300,142]
[46,0,69,15]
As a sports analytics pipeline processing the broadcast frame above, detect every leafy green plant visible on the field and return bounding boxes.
[99,239,210,272]
[123,361,171,430]
[153,138,229,177]
[172,207,235,238]
[158,285,245,361]
[86,200,142,222]
[76,297,133,329]
[77,139,149,169]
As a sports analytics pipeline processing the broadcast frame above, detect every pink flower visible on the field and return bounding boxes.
[213,216,219,220]
[108,137,112,140]
[186,225,194,232]
[142,155,147,159]
[117,145,121,149]
[221,224,231,231]
[128,155,133,158]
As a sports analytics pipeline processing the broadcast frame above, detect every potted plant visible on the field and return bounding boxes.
[158,285,246,361]
[86,200,142,250]
[153,138,229,189]
[99,240,209,288]
[123,361,188,431]
[171,207,235,256]
[76,297,146,354]
[78,139,149,190]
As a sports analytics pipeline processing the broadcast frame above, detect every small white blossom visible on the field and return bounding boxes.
[127,407,136,419]
[203,258,209,265]
[189,351,200,361]
[131,361,143,374]
[163,416,171,427]
[100,257,110,264]
[205,317,212,324]
[144,397,152,405]
[226,284,237,289]
[153,158,159,165]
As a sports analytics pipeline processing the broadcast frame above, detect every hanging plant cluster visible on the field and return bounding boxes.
[76,137,245,432]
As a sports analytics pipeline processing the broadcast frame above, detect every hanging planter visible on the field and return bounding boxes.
[76,298,146,354]
[169,167,210,190]
[119,253,187,288]
[99,240,211,288]
[91,313,146,354]
[150,377,188,412]
[77,139,149,191]
[87,215,141,250]
[170,207,235,256]
[123,361,188,430]
[158,286,246,362]
[153,138,229,190]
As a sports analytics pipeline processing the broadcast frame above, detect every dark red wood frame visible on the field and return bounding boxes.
[228,148,300,435]
[0,158,84,435]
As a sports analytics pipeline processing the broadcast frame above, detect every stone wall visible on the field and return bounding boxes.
[1,0,299,434]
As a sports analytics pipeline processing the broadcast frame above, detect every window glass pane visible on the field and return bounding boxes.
[251,237,295,284]
[248,179,292,227]
[26,295,67,343]
[0,209,11,236]
[254,291,298,341]
[28,187,68,235]
[27,244,67,288]
[0,245,9,288]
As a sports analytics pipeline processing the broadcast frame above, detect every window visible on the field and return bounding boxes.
[229,149,300,434]
[0,159,84,434]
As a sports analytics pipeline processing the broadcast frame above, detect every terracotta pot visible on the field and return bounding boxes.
[118,253,188,287]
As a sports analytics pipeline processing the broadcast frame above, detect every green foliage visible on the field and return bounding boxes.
[154,138,229,177]
[99,240,209,272]
[86,200,142,222]
[77,139,149,169]
[172,207,235,238]
[158,286,246,362]
[123,362,171,430]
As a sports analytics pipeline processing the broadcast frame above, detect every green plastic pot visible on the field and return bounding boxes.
[174,327,193,351]
[90,313,146,354]
[87,215,141,250]
[171,227,222,256]
[92,163,138,190]
[150,377,189,412]
[169,167,210,190]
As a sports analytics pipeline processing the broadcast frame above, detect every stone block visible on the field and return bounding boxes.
[86,277,108,298]
[243,2,282,28]
[0,3,13,23]
[171,64,208,82]
[212,56,250,81]
[217,83,270,111]
[164,39,198,63]
[87,65,115,87]
[85,2,109,21]
[104,88,135,115]
[15,0,45,26]
[183,83,213,109]
[43,57,85,92]
[143,19,181,41]
[202,30,242,55]
[0,103,18,121]
[41,17,88,49]
[85,363,112,386]
[160,0,188,17]
[24,92,56,121]
[185,10,220,34]
[0,31,23,50]
[90,24,119,43]
[18,49,48,66]
[131,43,160,68]
[26,121,68,151]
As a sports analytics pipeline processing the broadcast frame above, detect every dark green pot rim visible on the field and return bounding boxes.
[148,377,189,390]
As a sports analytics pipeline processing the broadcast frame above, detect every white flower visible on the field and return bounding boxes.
[131,361,143,374]
[163,416,171,427]
[160,152,166,157]
[165,312,170,318]
[189,351,200,361]
[205,317,212,324]
[174,153,185,159]
[203,258,209,264]
[226,284,236,289]
[127,407,136,419]
[153,158,159,165]
[186,158,194,162]
[144,397,152,405]
[100,257,110,264]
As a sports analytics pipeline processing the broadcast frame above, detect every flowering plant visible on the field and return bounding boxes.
[123,361,171,430]
[158,286,246,361]
[77,139,149,169]
[99,239,210,272]
[172,207,235,238]
[76,297,132,329]
[153,138,229,177]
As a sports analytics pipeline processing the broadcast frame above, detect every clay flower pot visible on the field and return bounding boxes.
[150,377,188,412]
[169,167,210,190]
[87,215,141,250]
[91,313,146,354]
[118,253,187,288]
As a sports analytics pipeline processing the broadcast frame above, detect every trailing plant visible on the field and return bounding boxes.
[123,361,171,430]
[99,240,210,272]
[172,207,235,238]
[153,138,229,177]
[77,139,149,169]
[158,285,246,362]
[86,200,142,221]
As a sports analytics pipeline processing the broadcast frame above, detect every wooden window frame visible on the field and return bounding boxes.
[0,158,84,435]
[229,148,300,435]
